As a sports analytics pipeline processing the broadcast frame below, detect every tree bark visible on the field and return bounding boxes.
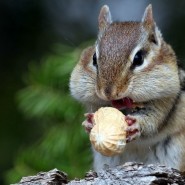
[13,162,185,185]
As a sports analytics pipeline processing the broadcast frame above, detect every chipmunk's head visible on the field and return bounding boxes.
[94,5,180,107]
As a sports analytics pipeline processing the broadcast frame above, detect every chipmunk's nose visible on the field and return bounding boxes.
[99,84,119,100]
[104,86,112,97]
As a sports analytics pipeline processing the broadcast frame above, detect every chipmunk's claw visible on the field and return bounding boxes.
[82,113,94,133]
[125,115,140,143]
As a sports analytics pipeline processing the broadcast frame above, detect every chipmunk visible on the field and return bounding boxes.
[70,4,185,172]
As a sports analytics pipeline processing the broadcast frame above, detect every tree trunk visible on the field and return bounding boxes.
[13,162,185,185]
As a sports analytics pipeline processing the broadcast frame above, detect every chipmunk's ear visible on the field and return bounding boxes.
[142,5,162,46]
[142,4,154,27]
[98,5,112,33]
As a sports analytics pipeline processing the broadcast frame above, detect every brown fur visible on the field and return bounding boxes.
[80,46,95,74]
[70,4,185,172]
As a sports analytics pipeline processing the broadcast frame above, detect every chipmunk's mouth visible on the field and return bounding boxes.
[111,97,133,110]
[111,98,145,115]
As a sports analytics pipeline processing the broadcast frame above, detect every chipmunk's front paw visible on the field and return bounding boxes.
[82,113,94,133]
[125,115,141,143]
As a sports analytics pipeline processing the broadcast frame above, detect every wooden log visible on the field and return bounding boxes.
[13,162,185,185]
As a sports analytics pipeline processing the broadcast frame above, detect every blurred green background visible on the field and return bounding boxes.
[1,0,185,184]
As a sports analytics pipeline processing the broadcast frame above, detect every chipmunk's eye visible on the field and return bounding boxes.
[93,53,97,67]
[132,50,145,69]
